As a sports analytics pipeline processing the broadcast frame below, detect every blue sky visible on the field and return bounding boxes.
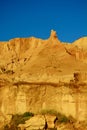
[0,0,87,42]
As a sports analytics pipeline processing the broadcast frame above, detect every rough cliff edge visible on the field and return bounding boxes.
[0,30,87,128]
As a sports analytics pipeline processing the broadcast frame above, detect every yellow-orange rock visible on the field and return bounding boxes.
[0,30,87,128]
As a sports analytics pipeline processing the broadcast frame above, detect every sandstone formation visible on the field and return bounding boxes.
[25,115,45,130]
[0,30,87,128]
[18,114,57,130]
[45,115,56,128]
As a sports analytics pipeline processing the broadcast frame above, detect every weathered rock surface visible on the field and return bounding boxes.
[0,30,87,128]
[18,115,46,130]
[0,30,87,83]
[18,124,26,130]
[0,81,87,126]
[18,114,57,130]
[45,115,56,128]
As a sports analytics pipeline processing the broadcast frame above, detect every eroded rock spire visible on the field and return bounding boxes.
[50,30,57,38]
[49,29,60,44]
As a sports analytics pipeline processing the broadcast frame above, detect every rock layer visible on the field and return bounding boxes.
[0,81,87,124]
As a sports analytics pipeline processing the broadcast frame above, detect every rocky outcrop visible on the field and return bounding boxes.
[74,72,87,83]
[18,114,57,130]
[25,115,45,130]
[0,81,87,128]
[0,31,87,128]
[73,37,87,50]
[45,115,56,128]
[0,30,87,82]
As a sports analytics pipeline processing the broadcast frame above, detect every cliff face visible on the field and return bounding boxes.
[0,30,87,126]
[0,81,87,124]
[0,30,87,83]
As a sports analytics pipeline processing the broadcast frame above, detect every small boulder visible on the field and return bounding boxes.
[45,114,57,129]
[25,115,45,130]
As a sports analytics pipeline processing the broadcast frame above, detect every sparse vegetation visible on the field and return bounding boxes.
[57,113,76,124]
[41,109,76,124]
[4,112,34,130]
[56,112,69,123]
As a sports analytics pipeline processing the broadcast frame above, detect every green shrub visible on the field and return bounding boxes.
[56,112,69,123]
[4,112,34,130]
[11,114,24,125]
[23,112,34,117]
[41,109,76,124]
[11,112,34,126]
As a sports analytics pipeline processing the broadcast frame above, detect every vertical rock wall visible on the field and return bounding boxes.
[0,83,87,124]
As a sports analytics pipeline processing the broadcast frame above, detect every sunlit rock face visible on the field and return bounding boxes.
[0,82,87,122]
[0,30,87,80]
[0,30,87,126]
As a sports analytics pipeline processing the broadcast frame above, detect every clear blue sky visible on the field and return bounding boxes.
[0,0,87,42]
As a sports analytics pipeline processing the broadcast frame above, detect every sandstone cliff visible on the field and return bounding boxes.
[0,30,87,82]
[0,30,87,127]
